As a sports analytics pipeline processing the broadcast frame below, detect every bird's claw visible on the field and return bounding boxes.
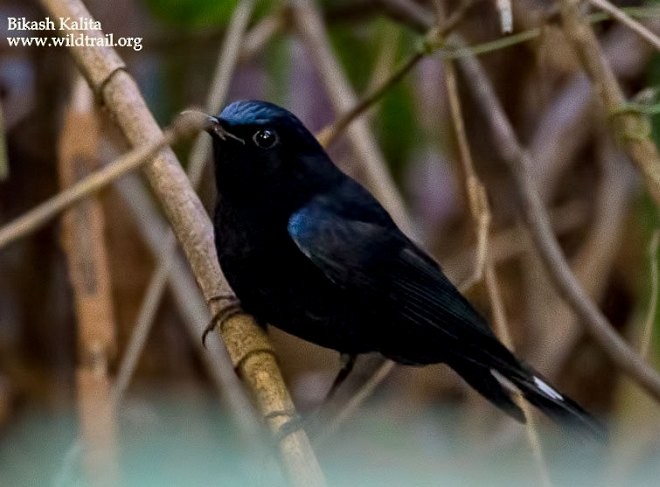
[202,294,242,347]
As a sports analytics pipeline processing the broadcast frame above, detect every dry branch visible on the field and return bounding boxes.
[444,56,551,486]
[458,47,660,402]
[315,0,473,149]
[113,175,264,449]
[0,111,202,250]
[113,0,259,436]
[587,0,660,52]
[38,0,325,485]
[292,0,412,234]
[640,230,660,359]
[559,0,660,207]
[379,0,660,404]
[524,24,649,376]
[58,76,118,487]
[292,0,472,434]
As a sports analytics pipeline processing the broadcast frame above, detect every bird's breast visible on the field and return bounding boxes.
[213,202,377,353]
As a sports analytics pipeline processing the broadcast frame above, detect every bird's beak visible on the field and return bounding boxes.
[205,116,246,145]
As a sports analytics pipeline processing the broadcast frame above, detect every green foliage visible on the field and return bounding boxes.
[143,0,238,29]
[635,193,660,355]
[636,53,660,356]
[328,22,378,94]
[376,78,418,179]
[649,57,660,139]
[142,0,271,30]
[328,19,421,180]
[263,36,292,103]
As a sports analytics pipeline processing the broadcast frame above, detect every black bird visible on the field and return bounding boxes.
[205,100,604,440]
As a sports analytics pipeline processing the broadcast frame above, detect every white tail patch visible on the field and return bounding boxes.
[533,376,563,401]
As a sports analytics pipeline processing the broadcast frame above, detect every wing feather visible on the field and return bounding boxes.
[287,190,496,343]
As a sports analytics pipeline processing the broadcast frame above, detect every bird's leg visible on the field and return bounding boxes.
[323,353,357,403]
[270,354,358,443]
[201,293,242,346]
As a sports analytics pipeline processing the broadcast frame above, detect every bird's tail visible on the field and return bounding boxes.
[452,360,606,442]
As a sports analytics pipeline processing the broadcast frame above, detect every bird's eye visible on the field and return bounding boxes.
[252,128,279,149]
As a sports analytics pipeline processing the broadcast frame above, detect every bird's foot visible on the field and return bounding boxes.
[202,294,242,347]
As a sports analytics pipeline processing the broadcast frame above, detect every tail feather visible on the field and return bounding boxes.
[452,360,606,442]
[452,361,526,423]
[507,366,607,442]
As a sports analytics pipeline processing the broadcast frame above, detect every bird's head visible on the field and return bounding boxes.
[205,100,342,204]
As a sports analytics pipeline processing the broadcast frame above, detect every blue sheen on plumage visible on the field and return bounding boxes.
[219,99,300,127]
[207,100,606,442]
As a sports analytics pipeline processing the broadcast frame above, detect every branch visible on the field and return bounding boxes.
[112,174,264,449]
[315,0,473,148]
[532,137,634,376]
[587,0,660,52]
[38,0,325,485]
[640,230,660,359]
[457,42,660,402]
[523,24,650,375]
[292,0,412,234]
[58,76,119,487]
[296,0,472,437]
[380,0,660,404]
[444,56,551,486]
[0,111,204,251]
[316,52,424,148]
[112,0,258,431]
[559,0,660,208]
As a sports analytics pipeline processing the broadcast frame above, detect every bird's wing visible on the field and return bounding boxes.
[287,189,495,342]
[288,189,606,441]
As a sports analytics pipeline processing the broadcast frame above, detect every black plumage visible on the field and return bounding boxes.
[206,100,604,440]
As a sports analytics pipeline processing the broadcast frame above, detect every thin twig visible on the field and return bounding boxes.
[444,58,490,288]
[365,25,402,95]
[113,174,264,447]
[113,0,256,413]
[458,41,660,402]
[444,200,589,282]
[311,357,395,445]
[445,56,551,487]
[111,252,174,405]
[530,22,653,196]
[292,0,412,234]
[59,76,119,487]
[240,10,285,63]
[316,52,424,148]
[606,229,660,486]
[39,0,325,484]
[0,111,205,251]
[379,3,660,60]
[300,0,473,438]
[587,0,660,52]
[484,266,552,487]
[559,0,660,208]
[316,0,473,148]
[522,24,650,377]
[640,230,660,359]
[532,138,634,377]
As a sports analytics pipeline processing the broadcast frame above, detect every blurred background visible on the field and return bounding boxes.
[1,0,660,485]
